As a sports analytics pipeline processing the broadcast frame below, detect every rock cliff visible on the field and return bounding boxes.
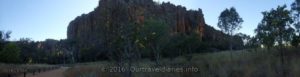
[67,0,206,48]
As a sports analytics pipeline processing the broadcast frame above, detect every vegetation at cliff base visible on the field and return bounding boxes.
[1,0,300,77]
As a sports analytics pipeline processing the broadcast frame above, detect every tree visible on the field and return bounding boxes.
[0,43,21,63]
[255,5,294,48]
[139,18,169,65]
[291,0,300,20]
[245,36,261,48]
[17,38,38,63]
[255,23,276,49]
[0,31,3,50]
[291,0,300,47]
[292,0,300,10]
[180,33,202,61]
[0,31,11,41]
[0,31,20,63]
[0,31,11,50]
[291,35,300,47]
[162,33,202,61]
[235,33,251,47]
[217,7,244,50]
[255,5,294,77]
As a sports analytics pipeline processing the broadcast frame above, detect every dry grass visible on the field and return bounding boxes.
[64,48,300,77]
[0,64,58,77]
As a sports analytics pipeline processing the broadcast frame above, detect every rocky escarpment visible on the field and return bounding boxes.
[67,0,206,48]
[66,0,244,61]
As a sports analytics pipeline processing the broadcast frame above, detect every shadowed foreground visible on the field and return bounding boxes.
[64,48,300,77]
[18,67,69,77]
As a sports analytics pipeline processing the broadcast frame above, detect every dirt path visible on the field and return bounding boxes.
[18,67,69,77]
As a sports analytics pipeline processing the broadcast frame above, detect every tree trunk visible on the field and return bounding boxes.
[229,32,233,61]
[153,45,160,65]
[279,38,286,77]
[229,33,233,51]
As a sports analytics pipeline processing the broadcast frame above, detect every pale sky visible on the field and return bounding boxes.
[0,0,294,41]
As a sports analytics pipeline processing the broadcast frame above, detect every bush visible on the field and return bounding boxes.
[0,43,21,63]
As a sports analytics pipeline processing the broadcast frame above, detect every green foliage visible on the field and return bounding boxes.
[0,31,21,63]
[245,37,261,48]
[202,25,237,51]
[255,5,295,48]
[0,31,11,50]
[218,7,243,50]
[235,33,251,46]
[218,7,243,35]
[79,47,99,62]
[0,31,11,41]
[142,18,169,43]
[292,0,300,34]
[162,33,202,60]
[18,38,38,63]
[0,43,21,63]
[138,18,169,63]
[291,0,300,13]
[162,34,188,59]
[0,31,3,51]
[292,35,300,47]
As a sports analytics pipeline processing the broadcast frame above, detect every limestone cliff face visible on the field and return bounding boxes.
[67,0,206,47]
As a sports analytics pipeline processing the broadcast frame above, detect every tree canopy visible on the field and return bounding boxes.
[255,5,294,48]
[218,7,243,50]
[218,7,243,35]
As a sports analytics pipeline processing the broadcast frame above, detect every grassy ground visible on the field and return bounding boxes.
[0,64,59,77]
[64,48,300,77]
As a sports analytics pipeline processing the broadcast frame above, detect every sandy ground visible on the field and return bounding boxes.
[18,67,69,77]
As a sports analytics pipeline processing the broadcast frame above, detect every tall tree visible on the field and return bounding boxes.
[0,31,20,63]
[255,23,276,49]
[0,43,21,63]
[291,0,300,19]
[0,31,11,50]
[255,5,294,48]
[0,31,3,50]
[17,38,37,63]
[217,7,243,50]
[292,35,300,47]
[140,18,169,65]
[255,5,294,77]
[291,0,300,47]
